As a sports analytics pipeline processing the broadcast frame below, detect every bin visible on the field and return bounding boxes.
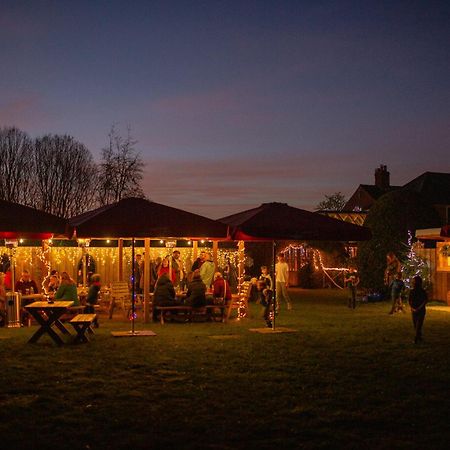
[6,292,21,328]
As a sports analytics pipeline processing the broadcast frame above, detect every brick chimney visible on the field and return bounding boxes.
[374,165,390,190]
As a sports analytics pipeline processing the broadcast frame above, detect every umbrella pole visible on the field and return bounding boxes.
[131,237,136,334]
[272,241,276,331]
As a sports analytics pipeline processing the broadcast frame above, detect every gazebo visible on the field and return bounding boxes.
[68,197,230,323]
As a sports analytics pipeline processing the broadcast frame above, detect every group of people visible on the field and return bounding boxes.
[134,250,224,295]
[343,251,428,344]
[149,251,293,327]
[0,267,102,328]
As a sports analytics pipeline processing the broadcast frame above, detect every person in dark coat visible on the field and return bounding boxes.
[153,274,177,307]
[185,270,207,308]
[85,273,101,328]
[408,275,428,344]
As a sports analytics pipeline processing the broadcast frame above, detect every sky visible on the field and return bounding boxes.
[1,0,449,218]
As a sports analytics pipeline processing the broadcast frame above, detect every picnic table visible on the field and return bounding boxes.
[24,301,74,345]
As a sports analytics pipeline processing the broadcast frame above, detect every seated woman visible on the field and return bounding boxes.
[153,274,177,307]
[85,273,101,327]
[185,269,207,308]
[54,272,79,305]
[212,272,232,304]
[47,274,60,295]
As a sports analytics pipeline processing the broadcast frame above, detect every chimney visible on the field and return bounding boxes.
[374,165,390,190]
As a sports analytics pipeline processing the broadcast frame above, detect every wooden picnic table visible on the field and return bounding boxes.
[24,301,74,345]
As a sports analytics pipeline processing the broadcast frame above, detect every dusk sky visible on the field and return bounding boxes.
[1,0,449,218]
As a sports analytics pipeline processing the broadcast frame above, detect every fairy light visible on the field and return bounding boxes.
[37,239,52,294]
[236,240,247,319]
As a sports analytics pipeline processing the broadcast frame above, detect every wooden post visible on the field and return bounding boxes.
[212,240,218,269]
[193,240,198,261]
[144,238,151,323]
[118,238,123,282]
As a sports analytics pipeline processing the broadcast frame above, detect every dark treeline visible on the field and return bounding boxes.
[0,125,145,218]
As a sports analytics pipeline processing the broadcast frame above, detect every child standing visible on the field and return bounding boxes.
[256,280,274,328]
[259,265,273,290]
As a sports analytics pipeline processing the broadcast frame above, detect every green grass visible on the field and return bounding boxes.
[1,289,450,449]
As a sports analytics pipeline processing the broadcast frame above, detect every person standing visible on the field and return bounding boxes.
[275,253,292,311]
[344,267,359,309]
[199,252,215,289]
[384,252,401,287]
[388,272,405,314]
[259,265,273,290]
[171,250,184,289]
[408,275,428,344]
[134,254,143,294]
[256,279,274,328]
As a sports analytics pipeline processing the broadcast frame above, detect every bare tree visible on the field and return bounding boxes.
[315,192,347,211]
[97,125,145,205]
[0,127,34,204]
[32,134,97,217]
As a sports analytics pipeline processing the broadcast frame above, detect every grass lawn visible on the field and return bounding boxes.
[1,289,450,450]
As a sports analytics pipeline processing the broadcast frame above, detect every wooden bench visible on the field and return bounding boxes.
[69,314,97,343]
[205,300,227,322]
[226,281,251,320]
[155,302,228,324]
[155,305,193,324]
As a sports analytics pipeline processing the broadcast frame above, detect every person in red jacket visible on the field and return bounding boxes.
[212,272,232,303]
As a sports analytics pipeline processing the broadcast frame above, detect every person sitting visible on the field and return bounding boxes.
[85,273,101,327]
[153,273,179,322]
[212,272,232,304]
[15,270,39,295]
[54,272,79,305]
[47,274,60,294]
[153,274,177,307]
[185,269,207,308]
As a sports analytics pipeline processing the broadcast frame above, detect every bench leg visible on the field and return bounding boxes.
[71,323,92,344]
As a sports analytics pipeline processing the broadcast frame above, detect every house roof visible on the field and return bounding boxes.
[403,172,450,205]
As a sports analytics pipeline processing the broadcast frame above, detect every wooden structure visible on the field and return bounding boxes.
[416,228,450,304]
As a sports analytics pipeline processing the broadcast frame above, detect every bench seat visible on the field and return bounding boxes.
[69,313,97,343]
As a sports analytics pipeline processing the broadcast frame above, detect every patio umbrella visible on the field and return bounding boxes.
[220,202,372,329]
[69,197,230,334]
[0,199,67,296]
[69,197,229,239]
[0,199,67,240]
[220,202,371,242]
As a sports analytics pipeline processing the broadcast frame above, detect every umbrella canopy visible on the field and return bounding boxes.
[220,202,371,241]
[69,197,229,239]
[0,199,67,239]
